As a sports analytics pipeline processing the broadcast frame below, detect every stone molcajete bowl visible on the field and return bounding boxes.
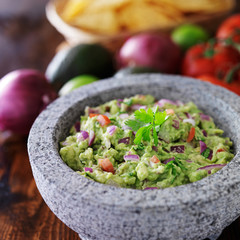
[28,74,240,240]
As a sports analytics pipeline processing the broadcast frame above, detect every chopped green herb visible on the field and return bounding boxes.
[201,148,211,158]
[124,99,133,106]
[125,107,167,146]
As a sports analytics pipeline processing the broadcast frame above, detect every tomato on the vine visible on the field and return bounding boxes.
[216,14,240,44]
[182,41,240,83]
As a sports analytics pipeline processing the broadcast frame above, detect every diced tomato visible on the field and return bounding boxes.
[187,127,195,142]
[166,109,175,115]
[89,113,99,118]
[98,158,114,173]
[150,155,160,163]
[97,115,111,126]
[217,148,225,153]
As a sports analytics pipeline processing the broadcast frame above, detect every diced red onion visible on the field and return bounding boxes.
[186,159,192,163]
[124,154,140,161]
[163,157,175,164]
[131,104,147,110]
[74,121,80,132]
[152,146,158,152]
[118,137,130,144]
[88,108,100,114]
[172,120,179,129]
[170,145,185,153]
[183,118,195,126]
[117,99,124,107]
[200,113,211,121]
[156,99,177,107]
[184,112,192,119]
[197,164,226,172]
[84,167,93,173]
[77,131,89,142]
[144,187,158,190]
[199,141,207,154]
[208,150,213,160]
[107,125,117,136]
[119,113,129,119]
[202,130,207,137]
[61,141,69,146]
[88,130,95,146]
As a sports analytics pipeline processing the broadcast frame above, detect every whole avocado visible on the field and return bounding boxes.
[46,43,115,90]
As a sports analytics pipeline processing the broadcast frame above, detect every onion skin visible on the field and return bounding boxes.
[117,33,181,73]
[0,69,57,135]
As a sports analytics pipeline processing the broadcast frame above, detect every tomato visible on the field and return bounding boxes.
[187,127,195,143]
[197,75,240,95]
[98,158,114,173]
[217,14,240,43]
[171,24,209,51]
[150,155,160,163]
[182,42,240,82]
[89,114,111,126]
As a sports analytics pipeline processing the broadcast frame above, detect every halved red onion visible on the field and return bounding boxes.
[74,121,80,132]
[144,187,158,190]
[183,118,195,126]
[88,130,95,146]
[197,164,226,172]
[119,113,129,119]
[199,141,207,154]
[163,157,175,164]
[202,130,207,137]
[172,120,179,129]
[170,145,185,153]
[131,104,147,110]
[118,137,130,144]
[107,125,117,135]
[84,167,93,173]
[200,113,211,121]
[124,154,140,161]
[77,131,89,142]
[156,99,177,107]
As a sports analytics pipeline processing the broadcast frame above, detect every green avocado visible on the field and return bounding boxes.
[46,43,115,90]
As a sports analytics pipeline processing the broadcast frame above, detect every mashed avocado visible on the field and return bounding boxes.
[59,95,234,190]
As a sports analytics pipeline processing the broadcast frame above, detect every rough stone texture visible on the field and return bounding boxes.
[28,74,240,240]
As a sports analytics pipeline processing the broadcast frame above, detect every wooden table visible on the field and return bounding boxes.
[0,2,240,240]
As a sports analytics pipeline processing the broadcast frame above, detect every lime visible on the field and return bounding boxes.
[59,75,98,96]
[171,24,209,51]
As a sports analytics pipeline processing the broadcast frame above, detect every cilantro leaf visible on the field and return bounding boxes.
[152,126,158,146]
[134,109,153,123]
[124,119,145,131]
[142,125,152,142]
[201,148,211,158]
[155,111,167,125]
[134,126,148,145]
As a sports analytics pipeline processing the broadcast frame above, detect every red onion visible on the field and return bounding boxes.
[123,154,140,161]
[208,150,213,160]
[199,141,207,154]
[184,112,192,119]
[172,120,179,129]
[131,104,147,110]
[202,130,207,137]
[144,187,158,190]
[87,108,100,114]
[197,164,226,172]
[170,145,185,153]
[183,118,195,126]
[117,33,181,73]
[186,159,192,163]
[163,157,175,164]
[119,113,129,119]
[77,131,89,142]
[107,125,117,135]
[152,146,158,152]
[0,69,57,135]
[84,167,93,173]
[156,99,177,107]
[74,121,80,132]
[118,137,130,144]
[88,130,95,146]
[200,113,211,121]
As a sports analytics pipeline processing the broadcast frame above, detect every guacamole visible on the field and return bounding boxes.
[59,95,234,190]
